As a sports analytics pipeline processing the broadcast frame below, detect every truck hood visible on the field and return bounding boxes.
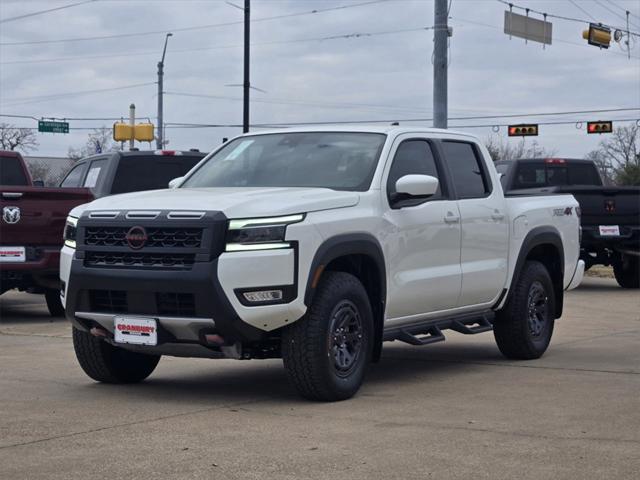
[71,187,360,218]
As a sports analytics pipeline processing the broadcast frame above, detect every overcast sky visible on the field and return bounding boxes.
[0,0,639,158]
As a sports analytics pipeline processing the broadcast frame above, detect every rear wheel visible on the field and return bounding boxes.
[494,261,555,360]
[45,289,65,317]
[613,255,639,289]
[282,272,373,401]
[72,327,160,383]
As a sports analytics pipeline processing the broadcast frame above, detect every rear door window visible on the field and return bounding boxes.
[0,156,29,185]
[110,155,203,194]
[442,141,490,199]
[514,163,546,188]
[60,163,86,187]
[84,159,108,188]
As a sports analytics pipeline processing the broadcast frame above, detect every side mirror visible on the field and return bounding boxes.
[32,180,45,187]
[168,176,184,189]
[395,174,439,198]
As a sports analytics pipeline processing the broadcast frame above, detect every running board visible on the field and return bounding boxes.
[383,311,494,346]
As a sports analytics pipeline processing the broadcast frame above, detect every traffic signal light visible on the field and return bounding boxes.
[134,123,154,142]
[508,124,538,137]
[582,24,611,49]
[113,123,133,142]
[113,122,155,142]
[587,121,613,134]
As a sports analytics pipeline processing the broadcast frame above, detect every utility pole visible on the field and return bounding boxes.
[129,103,136,151]
[157,32,173,149]
[243,0,250,133]
[433,0,448,129]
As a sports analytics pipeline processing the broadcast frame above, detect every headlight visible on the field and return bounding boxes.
[64,216,78,249]
[225,214,304,252]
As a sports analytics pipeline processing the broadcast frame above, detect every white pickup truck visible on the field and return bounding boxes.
[60,126,584,401]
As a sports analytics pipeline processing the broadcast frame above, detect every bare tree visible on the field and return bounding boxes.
[484,134,557,162]
[68,127,121,160]
[584,125,640,186]
[598,125,639,168]
[0,123,39,152]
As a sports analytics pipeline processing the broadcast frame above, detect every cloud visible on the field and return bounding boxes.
[0,0,638,157]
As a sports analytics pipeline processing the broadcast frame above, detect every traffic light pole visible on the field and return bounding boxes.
[157,33,173,149]
[433,0,448,129]
[243,0,250,133]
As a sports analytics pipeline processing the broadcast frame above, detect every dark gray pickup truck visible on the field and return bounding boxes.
[496,158,640,288]
[60,149,206,198]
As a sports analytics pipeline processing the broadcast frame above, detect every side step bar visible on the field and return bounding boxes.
[383,311,494,346]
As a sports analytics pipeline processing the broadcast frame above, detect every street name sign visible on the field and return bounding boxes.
[504,11,553,46]
[38,120,69,134]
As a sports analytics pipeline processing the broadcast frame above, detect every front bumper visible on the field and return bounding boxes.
[64,249,305,345]
[0,246,62,291]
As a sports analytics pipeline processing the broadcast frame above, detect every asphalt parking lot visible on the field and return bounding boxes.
[0,276,638,480]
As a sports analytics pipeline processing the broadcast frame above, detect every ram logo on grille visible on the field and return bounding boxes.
[604,199,616,213]
[125,226,148,250]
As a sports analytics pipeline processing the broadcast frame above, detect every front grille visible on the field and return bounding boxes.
[84,227,203,248]
[89,290,127,313]
[85,251,195,269]
[156,292,196,317]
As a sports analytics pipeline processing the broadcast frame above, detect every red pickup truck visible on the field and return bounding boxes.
[1,150,93,315]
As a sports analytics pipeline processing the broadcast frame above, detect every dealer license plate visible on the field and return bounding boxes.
[114,317,158,346]
[0,246,25,263]
[599,225,620,236]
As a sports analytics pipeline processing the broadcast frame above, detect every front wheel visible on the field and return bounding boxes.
[282,272,373,401]
[494,261,555,360]
[72,327,160,383]
[613,254,639,289]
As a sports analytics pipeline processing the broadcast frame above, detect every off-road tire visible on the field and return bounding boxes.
[613,255,640,289]
[45,289,65,317]
[72,327,160,383]
[494,261,555,360]
[282,272,373,401]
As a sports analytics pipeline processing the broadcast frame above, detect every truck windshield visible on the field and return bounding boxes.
[0,156,29,186]
[181,132,387,191]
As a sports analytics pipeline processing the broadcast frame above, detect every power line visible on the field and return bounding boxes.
[454,16,640,59]
[0,0,391,47]
[608,0,640,21]
[592,0,640,29]
[164,107,640,127]
[567,0,597,22]
[165,90,435,116]
[161,117,640,130]
[0,25,434,66]
[4,108,637,130]
[496,0,640,37]
[0,0,97,24]
[0,83,155,108]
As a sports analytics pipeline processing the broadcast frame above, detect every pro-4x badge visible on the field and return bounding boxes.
[2,206,20,224]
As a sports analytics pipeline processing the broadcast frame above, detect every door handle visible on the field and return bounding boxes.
[491,212,505,221]
[444,214,460,224]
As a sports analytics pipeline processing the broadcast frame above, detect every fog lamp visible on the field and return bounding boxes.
[243,290,283,303]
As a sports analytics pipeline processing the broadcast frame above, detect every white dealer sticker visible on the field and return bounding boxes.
[114,317,158,346]
[0,246,25,263]
[599,225,620,236]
